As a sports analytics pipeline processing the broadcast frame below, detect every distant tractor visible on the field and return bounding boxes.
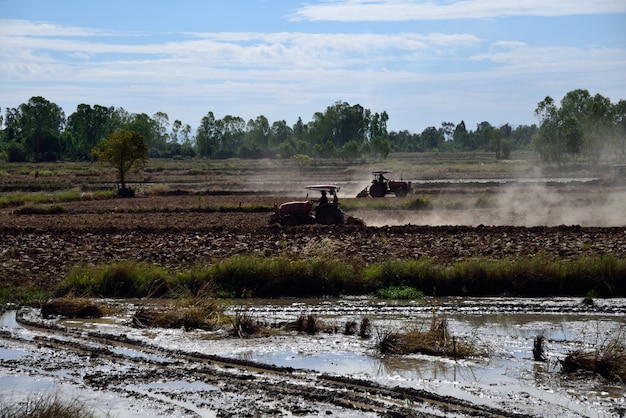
[270,185,345,226]
[357,170,411,198]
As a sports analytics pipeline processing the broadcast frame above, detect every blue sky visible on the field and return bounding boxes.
[1,0,625,133]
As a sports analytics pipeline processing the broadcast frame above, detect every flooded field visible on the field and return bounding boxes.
[1,297,625,417]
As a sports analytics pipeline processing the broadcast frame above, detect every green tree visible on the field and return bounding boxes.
[270,120,293,150]
[195,111,219,157]
[124,113,163,156]
[3,96,66,161]
[614,99,626,160]
[243,115,270,158]
[440,121,455,142]
[534,96,566,167]
[370,135,391,159]
[534,90,619,166]
[389,129,418,152]
[420,126,443,151]
[473,121,494,151]
[453,120,471,150]
[584,93,613,165]
[494,124,512,159]
[66,104,118,159]
[91,130,148,195]
[306,101,386,158]
[220,115,245,158]
[340,140,361,162]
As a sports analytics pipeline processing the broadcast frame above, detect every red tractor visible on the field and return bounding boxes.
[270,185,345,226]
[357,170,411,197]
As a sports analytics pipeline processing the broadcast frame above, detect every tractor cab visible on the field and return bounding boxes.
[373,170,391,184]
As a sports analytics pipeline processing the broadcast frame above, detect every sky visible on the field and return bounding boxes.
[1,0,625,134]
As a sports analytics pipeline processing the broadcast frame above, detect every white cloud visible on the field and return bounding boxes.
[0,14,624,133]
[291,0,626,22]
[0,20,482,75]
[0,19,130,37]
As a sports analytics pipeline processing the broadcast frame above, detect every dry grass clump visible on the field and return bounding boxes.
[344,317,372,338]
[230,309,262,338]
[131,297,220,331]
[344,319,358,335]
[359,317,372,338]
[375,328,405,354]
[41,298,103,319]
[0,392,98,418]
[375,315,479,359]
[285,314,323,335]
[561,330,626,382]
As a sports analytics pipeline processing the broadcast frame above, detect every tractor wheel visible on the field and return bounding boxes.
[281,215,298,226]
[369,182,387,197]
[394,187,408,197]
[317,208,341,225]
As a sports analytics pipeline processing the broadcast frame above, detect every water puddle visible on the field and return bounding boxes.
[2,298,625,417]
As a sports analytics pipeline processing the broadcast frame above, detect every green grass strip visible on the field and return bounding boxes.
[46,254,626,302]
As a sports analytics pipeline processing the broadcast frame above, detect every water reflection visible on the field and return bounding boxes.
[2,298,625,417]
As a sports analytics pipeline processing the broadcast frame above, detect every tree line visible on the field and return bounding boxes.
[1,89,624,164]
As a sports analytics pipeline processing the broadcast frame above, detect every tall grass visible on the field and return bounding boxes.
[58,261,172,298]
[54,254,626,300]
[0,285,51,305]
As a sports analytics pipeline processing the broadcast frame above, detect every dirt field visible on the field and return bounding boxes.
[1,182,625,292]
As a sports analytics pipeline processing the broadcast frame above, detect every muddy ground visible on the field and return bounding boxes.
[2,306,547,418]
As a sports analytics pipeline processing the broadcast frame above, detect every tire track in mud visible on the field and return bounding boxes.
[6,308,536,418]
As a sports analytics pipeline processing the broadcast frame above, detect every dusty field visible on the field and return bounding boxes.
[1,187,625,292]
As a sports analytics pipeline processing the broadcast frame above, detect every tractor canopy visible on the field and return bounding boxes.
[304,184,341,192]
[305,184,340,204]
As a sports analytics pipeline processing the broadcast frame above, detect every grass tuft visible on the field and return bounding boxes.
[561,328,626,382]
[230,308,262,337]
[0,392,99,418]
[131,296,221,331]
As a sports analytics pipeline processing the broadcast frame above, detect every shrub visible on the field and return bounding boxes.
[374,285,423,300]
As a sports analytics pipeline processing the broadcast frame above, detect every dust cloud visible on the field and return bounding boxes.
[354,182,626,227]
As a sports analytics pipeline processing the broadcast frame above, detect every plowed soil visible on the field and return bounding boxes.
[2,191,625,292]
